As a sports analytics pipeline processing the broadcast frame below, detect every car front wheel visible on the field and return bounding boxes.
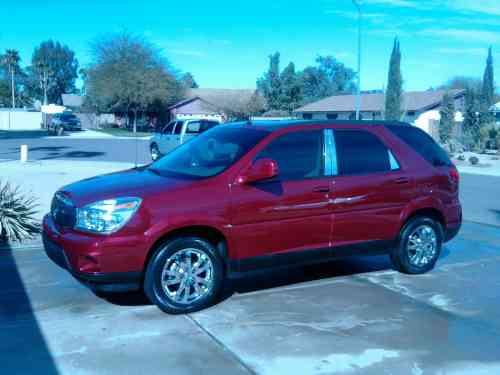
[150,144,161,161]
[144,237,224,314]
[391,217,443,274]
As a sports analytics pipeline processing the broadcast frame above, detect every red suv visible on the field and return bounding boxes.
[43,121,461,314]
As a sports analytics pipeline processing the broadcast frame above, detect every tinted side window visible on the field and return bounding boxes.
[163,122,176,134]
[335,130,391,175]
[387,125,451,167]
[174,121,184,135]
[256,130,323,180]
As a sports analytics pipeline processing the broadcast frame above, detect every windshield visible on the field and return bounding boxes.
[149,126,269,178]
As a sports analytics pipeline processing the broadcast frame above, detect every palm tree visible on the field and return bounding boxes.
[1,49,21,108]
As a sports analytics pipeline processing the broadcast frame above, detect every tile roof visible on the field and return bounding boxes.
[295,90,465,113]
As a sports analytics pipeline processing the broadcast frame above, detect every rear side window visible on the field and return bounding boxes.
[387,125,451,167]
[256,130,323,180]
[186,121,201,134]
[335,130,394,175]
[200,121,218,132]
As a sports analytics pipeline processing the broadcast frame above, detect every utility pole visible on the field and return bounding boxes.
[352,0,362,120]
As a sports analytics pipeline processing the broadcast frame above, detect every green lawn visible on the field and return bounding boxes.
[94,128,152,138]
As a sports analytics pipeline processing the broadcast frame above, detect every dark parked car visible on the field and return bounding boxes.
[43,120,462,314]
[48,113,82,135]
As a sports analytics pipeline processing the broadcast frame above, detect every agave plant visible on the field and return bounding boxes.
[0,181,40,242]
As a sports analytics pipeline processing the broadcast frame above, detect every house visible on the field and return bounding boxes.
[167,88,257,122]
[294,90,466,139]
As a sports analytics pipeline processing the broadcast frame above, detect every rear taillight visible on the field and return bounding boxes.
[450,167,460,185]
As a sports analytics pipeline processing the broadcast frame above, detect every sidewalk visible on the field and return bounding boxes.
[1,160,137,221]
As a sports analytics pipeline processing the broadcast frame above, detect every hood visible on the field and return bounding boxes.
[59,167,194,207]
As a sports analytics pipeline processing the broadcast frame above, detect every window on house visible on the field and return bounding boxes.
[303,113,313,120]
[256,130,323,180]
[327,113,338,120]
[334,130,394,175]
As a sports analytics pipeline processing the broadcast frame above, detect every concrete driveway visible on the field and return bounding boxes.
[2,221,500,375]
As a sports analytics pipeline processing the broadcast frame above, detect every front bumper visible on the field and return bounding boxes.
[42,214,143,292]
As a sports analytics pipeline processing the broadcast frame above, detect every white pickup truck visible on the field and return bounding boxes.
[149,119,220,161]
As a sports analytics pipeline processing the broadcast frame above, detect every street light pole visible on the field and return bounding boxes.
[352,0,362,120]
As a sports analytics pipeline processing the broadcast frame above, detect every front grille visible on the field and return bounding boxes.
[51,192,76,228]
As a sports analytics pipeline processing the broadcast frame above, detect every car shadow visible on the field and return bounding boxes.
[41,151,106,160]
[100,248,453,308]
[0,241,59,374]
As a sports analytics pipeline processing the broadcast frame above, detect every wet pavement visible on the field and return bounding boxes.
[1,221,500,374]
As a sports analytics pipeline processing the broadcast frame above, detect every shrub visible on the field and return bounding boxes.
[469,156,479,165]
[0,181,40,242]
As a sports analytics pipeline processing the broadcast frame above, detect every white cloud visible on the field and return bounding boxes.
[420,28,500,44]
[448,0,500,16]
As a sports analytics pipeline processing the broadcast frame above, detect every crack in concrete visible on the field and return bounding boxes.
[186,314,258,375]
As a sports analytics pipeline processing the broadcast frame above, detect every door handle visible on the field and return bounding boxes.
[312,186,330,193]
[394,177,410,184]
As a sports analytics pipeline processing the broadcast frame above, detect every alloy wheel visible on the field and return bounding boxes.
[407,225,438,267]
[161,248,214,305]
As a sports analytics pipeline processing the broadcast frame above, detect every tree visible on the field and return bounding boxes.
[479,47,495,127]
[257,52,282,111]
[462,88,481,149]
[256,53,357,112]
[25,40,79,104]
[439,92,455,144]
[438,76,482,92]
[180,72,199,89]
[279,62,302,112]
[85,32,183,129]
[385,38,403,120]
[1,49,21,108]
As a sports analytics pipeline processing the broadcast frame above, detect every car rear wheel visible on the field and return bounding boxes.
[144,237,224,314]
[391,217,443,274]
[150,143,161,161]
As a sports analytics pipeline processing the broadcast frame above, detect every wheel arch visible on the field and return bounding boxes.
[401,207,446,233]
[143,225,229,275]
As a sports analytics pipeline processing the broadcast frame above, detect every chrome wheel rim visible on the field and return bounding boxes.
[161,248,214,305]
[407,225,438,267]
[151,146,159,161]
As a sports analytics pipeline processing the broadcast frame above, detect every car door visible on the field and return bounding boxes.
[158,121,176,154]
[181,120,201,145]
[169,121,184,152]
[328,127,415,251]
[230,129,333,266]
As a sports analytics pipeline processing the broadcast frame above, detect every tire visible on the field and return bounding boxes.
[144,237,224,314]
[150,143,161,161]
[391,217,443,274]
[56,126,64,136]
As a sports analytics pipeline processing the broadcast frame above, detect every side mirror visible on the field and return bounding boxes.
[237,158,279,184]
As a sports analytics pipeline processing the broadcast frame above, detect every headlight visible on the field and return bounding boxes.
[75,197,142,234]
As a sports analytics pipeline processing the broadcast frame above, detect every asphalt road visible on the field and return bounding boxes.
[0,135,151,164]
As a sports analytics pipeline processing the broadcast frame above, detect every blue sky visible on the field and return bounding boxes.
[1,0,499,91]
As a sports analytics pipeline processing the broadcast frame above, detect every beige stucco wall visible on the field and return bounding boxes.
[0,111,43,130]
